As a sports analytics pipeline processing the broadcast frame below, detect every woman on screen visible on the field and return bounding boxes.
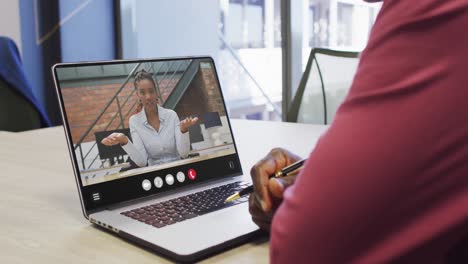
[101,69,198,167]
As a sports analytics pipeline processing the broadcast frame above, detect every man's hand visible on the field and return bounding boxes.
[101,132,128,146]
[180,116,199,133]
[249,148,302,232]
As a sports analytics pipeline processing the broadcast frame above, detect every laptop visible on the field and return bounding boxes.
[52,56,260,262]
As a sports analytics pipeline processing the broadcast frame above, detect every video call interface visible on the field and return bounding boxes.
[56,58,236,189]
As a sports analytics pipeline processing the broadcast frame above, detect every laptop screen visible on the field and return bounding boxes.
[54,57,242,211]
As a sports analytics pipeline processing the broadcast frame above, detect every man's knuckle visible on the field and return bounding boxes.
[250,164,260,177]
[271,147,283,154]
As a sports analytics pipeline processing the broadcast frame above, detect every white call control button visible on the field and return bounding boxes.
[165,174,174,185]
[154,177,163,188]
[176,171,185,183]
[142,179,151,191]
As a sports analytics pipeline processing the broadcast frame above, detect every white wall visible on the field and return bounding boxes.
[0,0,21,52]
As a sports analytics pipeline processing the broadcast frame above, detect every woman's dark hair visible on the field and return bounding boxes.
[133,69,159,114]
[133,69,157,90]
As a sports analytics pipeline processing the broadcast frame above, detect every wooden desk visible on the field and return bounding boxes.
[0,119,327,263]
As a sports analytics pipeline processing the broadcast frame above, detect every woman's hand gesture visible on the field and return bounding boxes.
[101,133,128,146]
[180,116,199,133]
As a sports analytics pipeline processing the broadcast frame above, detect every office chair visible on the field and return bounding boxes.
[188,122,204,145]
[187,123,204,157]
[202,112,223,146]
[203,112,222,128]
[0,36,50,131]
[94,128,132,166]
[287,48,360,125]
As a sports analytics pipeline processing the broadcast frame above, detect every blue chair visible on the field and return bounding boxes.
[0,36,50,131]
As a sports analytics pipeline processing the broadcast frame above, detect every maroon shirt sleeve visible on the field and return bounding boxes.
[270,1,468,263]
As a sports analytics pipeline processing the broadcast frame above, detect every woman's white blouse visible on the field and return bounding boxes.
[121,105,189,167]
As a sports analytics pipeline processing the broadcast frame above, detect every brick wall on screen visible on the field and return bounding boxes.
[62,67,225,144]
[62,78,180,144]
[175,67,226,122]
[200,67,226,116]
[62,83,135,143]
[158,78,175,103]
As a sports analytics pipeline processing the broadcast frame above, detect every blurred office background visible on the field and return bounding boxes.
[0,0,381,127]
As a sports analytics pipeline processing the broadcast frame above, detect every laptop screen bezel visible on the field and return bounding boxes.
[52,56,243,215]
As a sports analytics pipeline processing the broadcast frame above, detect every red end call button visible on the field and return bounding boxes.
[188,169,197,180]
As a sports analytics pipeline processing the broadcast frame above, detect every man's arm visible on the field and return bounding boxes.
[270,106,418,263]
[268,1,468,263]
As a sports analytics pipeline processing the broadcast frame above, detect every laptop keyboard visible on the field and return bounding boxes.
[120,181,250,228]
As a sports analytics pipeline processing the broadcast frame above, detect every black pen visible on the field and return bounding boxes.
[224,159,306,203]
